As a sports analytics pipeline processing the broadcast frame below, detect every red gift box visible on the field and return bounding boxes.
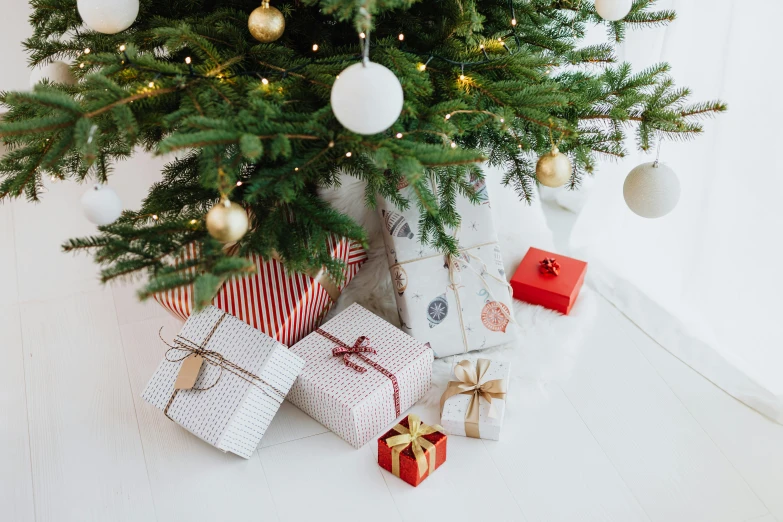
[154,237,367,346]
[378,414,447,487]
[510,247,587,315]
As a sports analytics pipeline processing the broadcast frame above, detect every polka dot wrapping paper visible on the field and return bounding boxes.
[142,306,306,458]
[287,303,434,449]
[376,180,517,358]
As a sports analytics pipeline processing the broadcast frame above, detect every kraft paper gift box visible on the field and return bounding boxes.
[377,176,516,358]
[287,303,434,448]
[142,306,306,459]
[439,357,510,441]
[154,236,368,346]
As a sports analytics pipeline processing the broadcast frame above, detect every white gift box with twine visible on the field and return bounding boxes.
[377,176,517,358]
[142,306,306,458]
[439,357,510,441]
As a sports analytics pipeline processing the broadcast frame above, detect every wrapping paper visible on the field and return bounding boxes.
[440,357,510,441]
[510,247,587,314]
[287,303,434,448]
[378,415,447,487]
[154,237,368,346]
[377,179,516,357]
[142,306,306,458]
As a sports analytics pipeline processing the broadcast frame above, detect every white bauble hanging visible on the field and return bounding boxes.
[595,0,633,21]
[77,0,139,34]
[81,184,123,225]
[623,161,681,218]
[330,61,404,135]
[29,62,77,88]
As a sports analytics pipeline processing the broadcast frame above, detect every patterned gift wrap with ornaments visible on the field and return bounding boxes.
[141,306,306,459]
[287,303,434,448]
[377,176,517,358]
[378,414,447,487]
[153,236,368,347]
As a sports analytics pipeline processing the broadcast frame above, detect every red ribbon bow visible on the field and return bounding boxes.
[539,257,561,276]
[330,335,377,373]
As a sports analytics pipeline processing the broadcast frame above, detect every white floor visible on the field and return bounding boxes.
[3,169,783,522]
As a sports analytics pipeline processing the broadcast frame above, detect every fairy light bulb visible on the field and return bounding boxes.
[345,152,352,157]
[294,167,299,171]
[79,63,85,69]
[185,56,192,64]
[511,18,517,26]
[459,74,466,81]
[398,33,404,41]
[445,114,451,120]
[312,44,319,52]
[418,63,426,72]
[119,44,126,52]
[450,142,457,149]
[261,78,269,85]
[84,48,91,54]
[190,219,197,225]
[152,214,159,220]
[396,132,403,138]
[500,118,505,123]
[236,181,243,186]
[359,32,366,39]
[148,81,155,88]
[480,44,485,49]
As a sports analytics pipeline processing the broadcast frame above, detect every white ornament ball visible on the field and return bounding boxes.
[331,61,404,135]
[81,184,123,225]
[595,0,633,21]
[623,161,681,218]
[30,62,77,88]
[77,0,139,34]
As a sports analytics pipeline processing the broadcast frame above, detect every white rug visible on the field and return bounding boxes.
[320,166,597,404]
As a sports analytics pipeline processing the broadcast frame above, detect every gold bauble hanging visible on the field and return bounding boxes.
[248,1,285,43]
[536,147,572,188]
[206,198,249,243]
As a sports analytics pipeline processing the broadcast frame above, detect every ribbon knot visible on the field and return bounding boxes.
[439,359,507,439]
[539,257,560,276]
[385,414,443,478]
[328,335,377,373]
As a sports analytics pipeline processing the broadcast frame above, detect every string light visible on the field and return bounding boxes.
[398,33,405,41]
[294,167,299,171]
[261,78,269,85]
[359,32,366,39]
[84,48,91,54]
[345,152,352,157]
[148,81,155,88]
[190,219,198,225]
[185,56,192,64]
[236,181,243,186]
[450,142,457,148]
[335,75,340,80]
[511,18,517,26]
[79,63,85,69]
[396,132,403,138]
[152,214,159,220]
[445,113,451,120]
[418,63,426,72]
[459,74,466,81]
[500,118,505,123]
[328,141,335,148]
[312,44,319,52]
[479,44,485,49]
[119,44,126,52]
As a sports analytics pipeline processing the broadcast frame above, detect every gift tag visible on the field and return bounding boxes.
[174,354,204,390]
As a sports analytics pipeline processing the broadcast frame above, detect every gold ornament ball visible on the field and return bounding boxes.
[206,199,249,243]
[536,147,572,188]
[248,2,285,43]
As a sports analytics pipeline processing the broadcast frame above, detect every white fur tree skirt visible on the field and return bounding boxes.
[320,165,597,405]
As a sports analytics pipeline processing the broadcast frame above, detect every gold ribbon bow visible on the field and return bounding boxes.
[439,359,507,439]
[385,414,444,478]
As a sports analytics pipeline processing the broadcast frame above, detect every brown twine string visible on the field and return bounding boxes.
[159,311,287,421]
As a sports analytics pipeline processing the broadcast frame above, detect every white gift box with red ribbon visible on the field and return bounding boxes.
[287,303,434,448]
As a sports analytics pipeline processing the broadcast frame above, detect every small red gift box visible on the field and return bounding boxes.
[378,414,447,487]
[510,247,587,314]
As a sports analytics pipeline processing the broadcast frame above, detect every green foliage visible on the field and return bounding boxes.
[1,0,725,306]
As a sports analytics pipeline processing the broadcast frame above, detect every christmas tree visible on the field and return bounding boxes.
[0,0,724,307]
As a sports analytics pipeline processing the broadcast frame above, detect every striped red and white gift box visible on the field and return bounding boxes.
[153,237,368,347]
